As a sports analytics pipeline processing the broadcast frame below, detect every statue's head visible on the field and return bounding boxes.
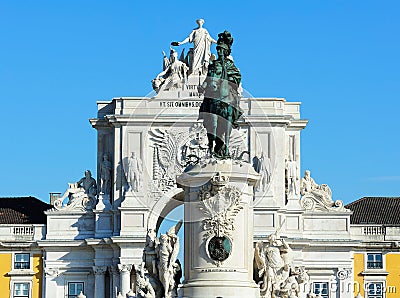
[103,154,109,161]
[268,232,277,243]
[85,170,92,178]
[146,229,156,246]
[216,31,233,58]
[216,44,230,59]
[196,19,204,27]
[304,170,310,178]
[131,152,136,158]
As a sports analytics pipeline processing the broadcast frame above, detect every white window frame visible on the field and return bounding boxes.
[13,253,31,270]
[13,283,30,298]
[313,281,329,298]
[364,252,386,271]
[9,279,32,298]
[366,253,384,270]
[366,282,384,298]
[67,282,84,298]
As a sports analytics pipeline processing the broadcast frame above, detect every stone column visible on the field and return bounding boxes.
[177,160,261,298]
[118,264,132,296]
[93,266,107,298]
[110,265,120,297]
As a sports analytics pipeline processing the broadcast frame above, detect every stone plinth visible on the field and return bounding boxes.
[177,159,260,298]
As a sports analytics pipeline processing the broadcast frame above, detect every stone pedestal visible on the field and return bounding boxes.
[177,159,260,298]
[119,192,148,237]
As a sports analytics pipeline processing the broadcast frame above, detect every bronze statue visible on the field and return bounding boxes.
[198,31,242,158]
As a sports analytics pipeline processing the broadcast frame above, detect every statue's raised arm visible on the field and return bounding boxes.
[171,19,216,75]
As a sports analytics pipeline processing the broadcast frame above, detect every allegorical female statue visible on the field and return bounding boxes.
[198,31,242,158]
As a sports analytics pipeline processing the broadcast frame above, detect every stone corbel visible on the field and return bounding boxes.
[44,267,59,277]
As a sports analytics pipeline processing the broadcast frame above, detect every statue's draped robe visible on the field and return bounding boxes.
[188,28,214,74]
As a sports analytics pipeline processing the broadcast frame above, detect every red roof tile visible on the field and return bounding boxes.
[0,197,52,224]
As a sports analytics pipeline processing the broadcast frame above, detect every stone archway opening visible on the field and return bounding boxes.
[155,191,184,233]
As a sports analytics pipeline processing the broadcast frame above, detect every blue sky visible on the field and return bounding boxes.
[1,0,399,206]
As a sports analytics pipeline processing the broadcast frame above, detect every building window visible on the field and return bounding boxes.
[14,283,29,297]
[367,253,383,269]
[367,282,383,298]
[14,254,30,269]
[68,282,84,298]
[313,282,329,298]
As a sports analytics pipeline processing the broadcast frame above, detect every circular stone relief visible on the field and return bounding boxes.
[208,236,232,262]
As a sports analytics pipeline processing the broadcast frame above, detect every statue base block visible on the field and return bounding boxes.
[177,159,261,298]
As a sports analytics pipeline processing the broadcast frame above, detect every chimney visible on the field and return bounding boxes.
[49,192,61,205]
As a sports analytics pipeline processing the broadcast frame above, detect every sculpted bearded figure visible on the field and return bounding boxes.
[126,152,143,192]
[153,49,188,92]
[255,152,272,192]
[300,170,333,206]
[198,31,242,158]
[139,222,182,298]
[286,157,299,197]
[254,232,312,298]
[100,154,112,195]
[77,170,97,199]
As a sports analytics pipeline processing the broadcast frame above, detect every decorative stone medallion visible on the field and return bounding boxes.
[208,236,232,262]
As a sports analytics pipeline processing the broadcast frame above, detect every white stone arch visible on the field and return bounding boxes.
[147,188,184,232]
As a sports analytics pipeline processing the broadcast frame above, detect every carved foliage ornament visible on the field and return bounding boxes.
[198,173,243,265]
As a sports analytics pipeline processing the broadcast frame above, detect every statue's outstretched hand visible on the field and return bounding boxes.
[171,41,180,46]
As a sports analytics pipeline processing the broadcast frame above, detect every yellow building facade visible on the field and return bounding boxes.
[348,197,400,298]
[0,252,43,298]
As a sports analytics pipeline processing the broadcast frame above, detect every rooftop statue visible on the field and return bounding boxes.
[171,19,216,76]
[300,170,348,212]
[198,31,242,158]
[152,49,189,93]
[53,170,97,211]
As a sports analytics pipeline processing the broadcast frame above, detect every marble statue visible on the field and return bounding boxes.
[126,152,143,192]
[136,272,156,298]
[254,232,309,298]
[77,170,98,199]
[100,154,112,195]
[286,157,299,197]
[53,170,97,211]
[142,229,158,277]
[198,31,242,158]
[299,170,346,212]
[152,49,188,93]
[171,19,216,75]
[139,222,182,298]
[255,152,272,192]
[157,229,180,298]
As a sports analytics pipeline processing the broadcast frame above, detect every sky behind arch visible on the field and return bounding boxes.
[0,0,399,204]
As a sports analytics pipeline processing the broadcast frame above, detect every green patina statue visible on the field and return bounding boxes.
[198,31,242,159]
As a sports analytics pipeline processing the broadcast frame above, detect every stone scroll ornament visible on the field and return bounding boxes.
[198,172,243,266]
